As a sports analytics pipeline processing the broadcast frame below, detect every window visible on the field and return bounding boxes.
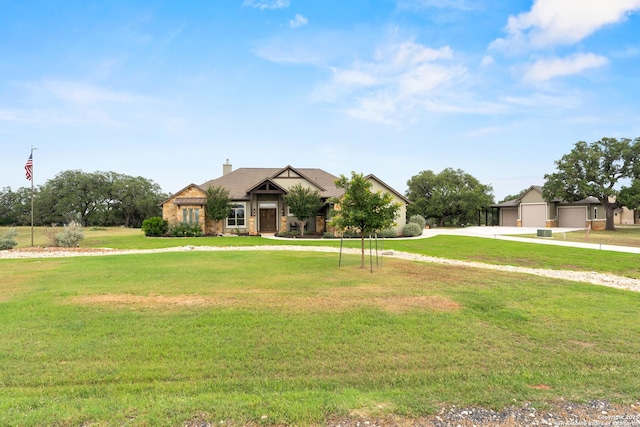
[182,208,200,224]
[227,203,246,227]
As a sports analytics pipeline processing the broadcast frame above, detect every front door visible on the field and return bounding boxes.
[259,208,277,232]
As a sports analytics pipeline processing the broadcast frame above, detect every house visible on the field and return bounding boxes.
[492,185,607,229]
[161,161,408,236]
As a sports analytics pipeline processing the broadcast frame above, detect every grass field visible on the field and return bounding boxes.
[1,227,640,425]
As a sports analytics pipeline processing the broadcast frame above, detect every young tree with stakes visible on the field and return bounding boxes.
[331,172,400,268]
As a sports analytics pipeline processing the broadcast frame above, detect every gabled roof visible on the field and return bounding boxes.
[245,177,289,194]
[271,165,327,192]
[557,196,601,205]
[491,199,519,208]
[201,167,342,200]
[491,185,605,208]
[160,183,204,206]
[364,174,410,204]
[517,185,543,202]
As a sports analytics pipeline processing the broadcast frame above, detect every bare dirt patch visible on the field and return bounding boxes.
[568,340,597,348]
[68,291,461,313]
[71,294,211,308]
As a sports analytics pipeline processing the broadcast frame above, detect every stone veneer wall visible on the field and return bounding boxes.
[316,215,325,234]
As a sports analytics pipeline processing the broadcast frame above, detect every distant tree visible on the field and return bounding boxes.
[204,186,232,235]
[0,187,32,226]
[543,137,640,231]
[111,174,164,227]
[36,170,104,226]
[284,184,324,237]
[331,172,400,268]
[406,168,494,227]
[619,179,640,212]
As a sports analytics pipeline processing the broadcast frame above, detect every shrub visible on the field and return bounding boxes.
[142,217,169,237]
[49,221,84,247]
[377,228,398,238]
[408,214,427,230]
[322,232,336,239]
[0,228,18,250]
[402,222,423,237]
[169,222,203,237]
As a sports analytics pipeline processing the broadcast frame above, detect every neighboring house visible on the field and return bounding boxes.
[492,185,608,230]
[161,161,408,236]
[614,206,639,225]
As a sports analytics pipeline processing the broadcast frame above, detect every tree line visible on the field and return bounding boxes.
[406,137,640,230]
[0,170,166,227]
[3,137,638,231]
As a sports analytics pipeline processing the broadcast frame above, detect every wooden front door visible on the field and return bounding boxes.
[259,208,277,232]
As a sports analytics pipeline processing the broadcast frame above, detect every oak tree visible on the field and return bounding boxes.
[543,137,640,231]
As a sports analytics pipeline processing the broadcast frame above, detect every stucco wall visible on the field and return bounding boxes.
[367,179,408,235]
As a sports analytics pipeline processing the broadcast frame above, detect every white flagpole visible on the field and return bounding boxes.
[30,146,37,247]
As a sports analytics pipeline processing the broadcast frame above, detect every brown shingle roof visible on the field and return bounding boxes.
[200,167,342,200]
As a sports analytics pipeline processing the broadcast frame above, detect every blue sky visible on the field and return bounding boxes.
[1,0,640,201]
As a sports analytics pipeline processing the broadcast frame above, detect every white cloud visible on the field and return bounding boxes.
[480,55,494,66]
[289,14,308,28]
[491,0,640,51]
[315,40,468,125]
[243,0,290,10]
[40,80,142,107]
[524,53,609,81]
[331,68,378,87]
[7,80,156,127]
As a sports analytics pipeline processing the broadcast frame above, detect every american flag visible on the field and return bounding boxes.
[25,154,33,181]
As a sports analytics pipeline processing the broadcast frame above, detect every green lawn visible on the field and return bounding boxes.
[1,248,639,426]
[4,226,639,278]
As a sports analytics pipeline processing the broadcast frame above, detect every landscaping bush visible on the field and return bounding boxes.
[0,228,18,250]
[377,228,398,238]
[402,222,423,237]
[49,221,84,247]
[322,232,336,239]
[169,222,203,237]
[408,214,427,229]
[142,217,169,237]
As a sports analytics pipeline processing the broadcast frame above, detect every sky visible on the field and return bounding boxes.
[1,0,640,201]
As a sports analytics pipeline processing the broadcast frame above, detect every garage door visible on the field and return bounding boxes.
[558,206,586,228]
[501,208,517,226]
[521,204,547,227]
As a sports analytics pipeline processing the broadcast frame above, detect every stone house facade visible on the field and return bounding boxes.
[161,162,409,236]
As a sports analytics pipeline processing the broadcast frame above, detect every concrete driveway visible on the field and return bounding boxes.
[420,226,640,254]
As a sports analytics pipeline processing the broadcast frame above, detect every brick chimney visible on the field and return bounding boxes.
[223,159,232,176]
